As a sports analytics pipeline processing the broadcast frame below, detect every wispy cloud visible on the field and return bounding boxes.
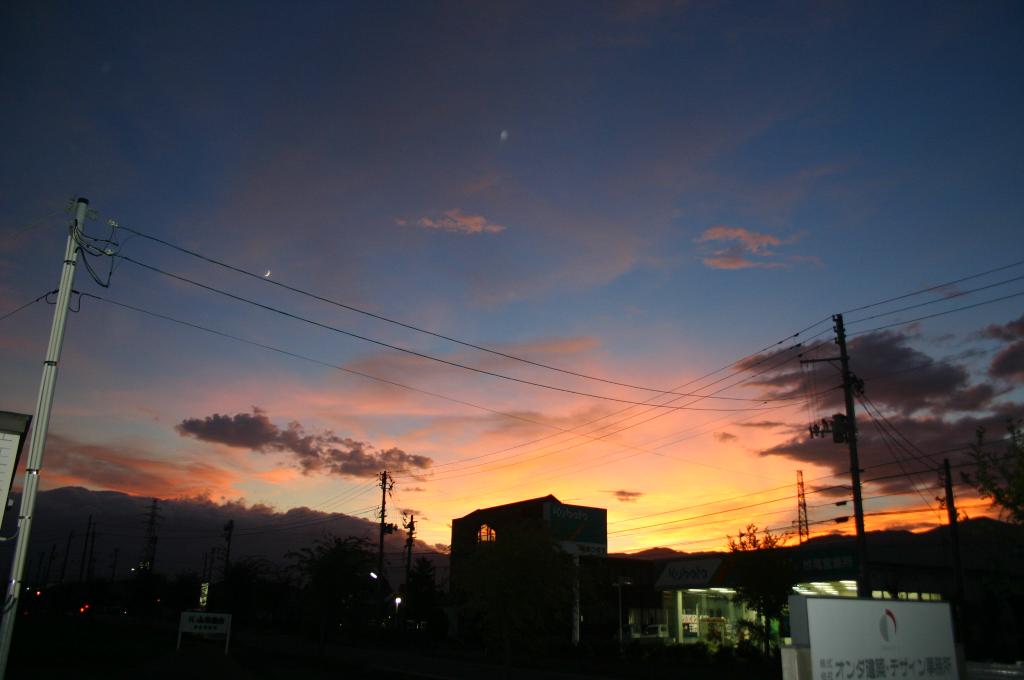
[414,209,505,235]
[714,432,738,443]
[610,489,644,502]
[695,226,819,270]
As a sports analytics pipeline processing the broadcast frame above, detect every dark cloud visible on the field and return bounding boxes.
[979,313,1024,342]
[611,490,643,502]
[759,404,1023,496]
[989,341,1024,381]
[740,331,995,415]
[177,409,432,479]
[737,421,789,429]
[714,432,738,443]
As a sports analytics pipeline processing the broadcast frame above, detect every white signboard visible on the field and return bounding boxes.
[790,596,958,680]
[0,432,22,527]
[177,611,232,654]
[0,412,31,528]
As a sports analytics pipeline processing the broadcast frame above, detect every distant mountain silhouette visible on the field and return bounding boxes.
[0,486,447,584]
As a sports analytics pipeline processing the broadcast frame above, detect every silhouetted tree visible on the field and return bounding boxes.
[403,557,445,636]
[727,523,794,656]
[964,420,1024,524]
[288,535,376,651]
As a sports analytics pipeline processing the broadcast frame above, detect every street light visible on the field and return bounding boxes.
[615,576,633,650]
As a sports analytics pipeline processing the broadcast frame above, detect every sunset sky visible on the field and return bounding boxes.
[1,1,1023,558]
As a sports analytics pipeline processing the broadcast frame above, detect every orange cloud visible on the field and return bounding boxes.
[417,209,505,235]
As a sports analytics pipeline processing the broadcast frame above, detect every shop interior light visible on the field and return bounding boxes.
[686,588,706,593]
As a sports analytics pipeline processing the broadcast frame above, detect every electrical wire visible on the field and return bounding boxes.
[840,257,1024,315]
[113,223,831,399]
[0,290,54,323]
[847,273,1024,327]
[848,290,1024,337]
[113,253,800,409]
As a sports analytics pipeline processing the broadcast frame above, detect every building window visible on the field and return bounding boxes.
[477,523,496,543]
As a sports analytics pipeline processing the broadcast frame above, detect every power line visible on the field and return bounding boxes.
[848,290,1024,337]
[606,455,994,539]
[840,257,1024,315]
[108,228,803,400]
[846,273,1024,327]
[0,290,54,323]
[112,254,798,409]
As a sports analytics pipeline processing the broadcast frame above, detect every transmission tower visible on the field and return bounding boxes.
[796,470,810,543]
[138,499,161,573]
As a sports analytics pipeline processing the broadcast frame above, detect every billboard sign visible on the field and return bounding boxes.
[543,501,607,556]
[0,412,32,528]
[655,558,723,588]
[789,596,958,680]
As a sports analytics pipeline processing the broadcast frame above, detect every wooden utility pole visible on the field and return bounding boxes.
[944,458,965,641]
[834,314,870,596]
[403,513,416,585]
[377,470,394,582]
[802,314,870,596]
[796,470,809,543]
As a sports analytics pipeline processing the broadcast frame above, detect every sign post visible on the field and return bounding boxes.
[177,611,232,655]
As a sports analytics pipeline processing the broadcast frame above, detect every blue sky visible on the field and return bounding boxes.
[1,1,1023,551]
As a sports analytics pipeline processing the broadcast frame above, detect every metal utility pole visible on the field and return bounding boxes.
[44,544,56,585]
[377,470,394,582]
[58,531,74,584]
[943,458,965,641]
[796,470,810,544]
[86,523,97,582]
[802,314,870,597]
[109,548,119,582]
[0,197,89,676]
[78,515,93,582]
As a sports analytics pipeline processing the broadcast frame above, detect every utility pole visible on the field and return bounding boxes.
[86,523,97,582]
[377,470,394,583]
[78,515,92,582]
[58,531,74,584]
[943,458,966,641]
[222,520,234,580]
[0,197,90,677]
[44,544,56,585]
[32,551,45,588]
[796,470,810,544]
[802,314,870,597]
[835,314,869,597]
[403,513,416,586]
[109,548,119,582]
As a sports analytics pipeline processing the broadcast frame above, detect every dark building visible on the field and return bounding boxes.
[449,495,607,644]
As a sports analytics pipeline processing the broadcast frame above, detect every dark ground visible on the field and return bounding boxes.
[6,615,783,680]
